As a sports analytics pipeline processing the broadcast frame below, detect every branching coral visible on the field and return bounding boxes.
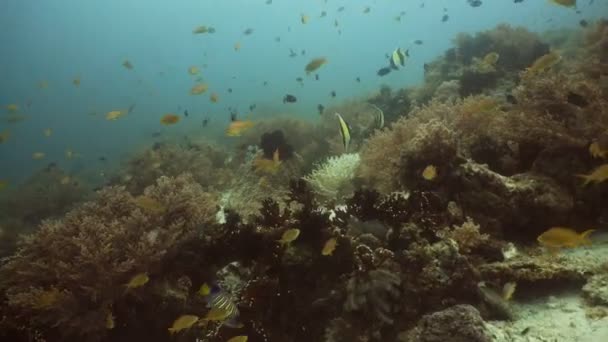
[304,153,360,203]
[0,174,217,341]
[438,217,489,255]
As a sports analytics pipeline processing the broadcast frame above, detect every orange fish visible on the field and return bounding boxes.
[190,83,208,95]
[577,164,608,186]
[210,93,219,103]
[160,114,180,125]
[537,227,594,249]
[226,120,254,137]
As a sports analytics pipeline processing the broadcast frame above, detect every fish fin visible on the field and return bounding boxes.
[575,174,592,186]
[580,229,595,245]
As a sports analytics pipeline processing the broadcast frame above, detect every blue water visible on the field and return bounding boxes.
[0,0,605,184]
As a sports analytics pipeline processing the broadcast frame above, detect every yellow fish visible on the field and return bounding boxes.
[549,0,576,7]
[204,307,231,321]
[44,128,52,137]
[210,92,219,103]
[301,14,309,24]
[589,142,608,159]
[482,52,499,66]
[125,272,149,289]
[0,180,8,191]
[422,165,438,181]
[335,113,351,152]
[0,130,10,143]
[73,77,81,86]
[160,114,180,125]
[322,237,338,256]
[198,283,211,296]
[225,120,254,137]
[227,336,248,342]
[190,83,209,95]
[60,176,71,185]
[577,164,608,185]
[106,312,115,330]
[188,66,200,75]
[525,51,562,75]
[6,104,18,113]
[305,57,327,75]
[133,195,165,214]
[537,227,594,249]
[278,228,300,245]
[502,282,517,301]
[32,152,46,160]
[252,149,281,174]
[193,25,208,34]
[168,315,199,334]
[106,110,125,121]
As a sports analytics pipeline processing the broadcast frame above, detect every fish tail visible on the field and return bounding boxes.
[580,229,595,245]
[575,174,592,186]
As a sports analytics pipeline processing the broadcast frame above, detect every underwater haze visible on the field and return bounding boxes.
[1,1,608,342]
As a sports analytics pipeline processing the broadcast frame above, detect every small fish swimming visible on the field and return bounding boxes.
[168,315,199,334]
[43,128,52,137]
[227,336,248,342]
[234,42,241,51]
[441,14,449,22]
[188,66,200,75]
[202,117,209,127]
[125,272,149,289]
[106,110,125,121]
[210,93,219,103]
[422,165,438,180]
[243,28,254,35]
[122,60,134,70]
[193,25,209,34]
[589,142,608,159]
[6,104,18,113]
[305,57,327,75]
[301,14,309,24]
[226,120,254,137]
[577,164,608,185]
[537,227,594,249]
[160,114,180,125]
[377,67,392,76]
[198,283,211,296]
[32,152,46,160]
[549,0,576,7]
[335,112,351,152]
[468,0,483,7]
[190,83,209,95]
[317,104,325,115]
[322,237,338,256]
[0,130,9,143]
[414,40,424,45]
[390,48,409,69]
[0,180,8,191]
[72,77,81,86]
[283,94,297,103]
[183,110,189,117]
[201,283,241,327]
[330,90,336,98]
[278,228,300,245]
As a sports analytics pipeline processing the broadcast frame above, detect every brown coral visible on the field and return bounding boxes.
[0,174,217,341]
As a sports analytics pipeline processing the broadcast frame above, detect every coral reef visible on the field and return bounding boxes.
[0,174,217,341]
[304,153,360,203]
[399,304,491,342]
[583,273,608,306]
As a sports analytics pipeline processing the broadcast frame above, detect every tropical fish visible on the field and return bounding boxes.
[122,60,134,70]
[201,284,241,327]
[226,120,254,137]
[193,25,209,34]
[243,28,254,35]
[168,315,199,334]
[335,113,351,152]
[0,130,10,143]
[577,164,608,185]
[369,103,384,128]
[278,228,300,245]
[317,104,325,115]
[227,336,248,342]
[363,6,371,13]
[44,128,52,137]
[106,110,125,121]
[305,57,327,75]
[483,52,500,66]
[125,272,149,289]
[6,104,18,113]
[32,152,46,160]
[549,0,576,7]
[502,282,517,301]
[160,114,180,125]
[422,165,437,181]
[133,195,165,214]
[253,149,282,174]
[106,312,115,330]
[198,283,211,296]
[73,77,81,86]
[589,142,608,159]
[390,48,408,69]
[322,237,338,256]
[188,66,200,75]
[525,51,562,76]
[301,14,309,24]
[210,93,219,103]
[377,67,392,76]
[190,83,209,95]
[283,94,297,103]
[537,227,594,249]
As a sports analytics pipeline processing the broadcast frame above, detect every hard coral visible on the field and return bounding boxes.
[345,268,401,325]
[0,174,217,341]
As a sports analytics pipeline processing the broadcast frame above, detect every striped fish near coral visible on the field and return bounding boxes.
[335,112,352,152]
